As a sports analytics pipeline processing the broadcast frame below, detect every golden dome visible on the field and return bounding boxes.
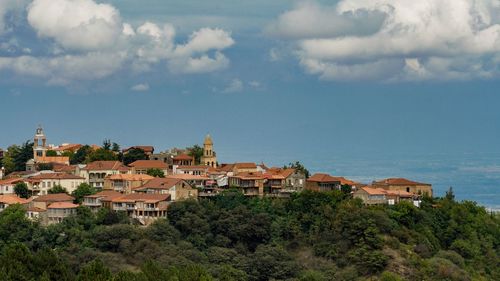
[204,134,213,145]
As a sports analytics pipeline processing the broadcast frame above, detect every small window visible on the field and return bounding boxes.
[406,187,410,192]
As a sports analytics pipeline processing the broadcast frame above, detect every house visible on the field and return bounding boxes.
[228,172,265,196]
[46,202,79,225]
[372,178,433,197]
[172,154,195,166]
[110,193,171,225]
[166,174,209,189]
[103,174,154,194]
[26,206,45,221]
[306,173,358,192]
[264,168,306,194]
[173,165,209,176]
[0,177,25,194]
[27,173,85,195]
[81,161,130,189]
[353,186,418,206]
[82,190,123,212]
[123,146,155,156]
[149,148,187,170]
[0,194,29,212]
[133,178,198,201]
[30,193,75,210]
[129,160,168,175]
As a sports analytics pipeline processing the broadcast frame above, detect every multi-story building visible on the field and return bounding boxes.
[134,177,198,201]
[46,202,79,225]
[306,173,358,192]
[228,172,265,196]
[354,186,416,206]
[173,165,210,176]
[110,193,171,225]
[80,161,130,189]
[27,173,85,195]
[172,154,195,166]
[83,190,123,212]
[129,160,169,175]
[372,178,433,197]
[32,126,70,166]
[264,168,306,194]
[103,174,154,194]
[0,194,28,212]
[0,178,25,194]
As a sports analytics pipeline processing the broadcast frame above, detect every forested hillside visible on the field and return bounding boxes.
[0,190,498,281]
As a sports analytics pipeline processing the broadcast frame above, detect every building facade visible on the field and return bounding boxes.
[201,135,217,168]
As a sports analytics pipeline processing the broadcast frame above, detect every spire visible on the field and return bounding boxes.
[204,134,213,145]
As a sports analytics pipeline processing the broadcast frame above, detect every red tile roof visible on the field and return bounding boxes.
[129,160,168,169]
[166,174,209,180]
[360,186,387,195]
[48,202,79,209]
[112,193,171,203]
[33,193,75,202]
[53,144,83,152]
[123,146,154,153]
[85,190,123,201]
[105,174,154,181]
[234,163,257,169]
[373,178,430,186]
[0,195,29,204]
[173,154,193,161]
[134,178,183,190]
[0,178,25,185]
[29,173,84,180]
[308,173,358,185]
[83,161,130,171]
[232,172,265,180]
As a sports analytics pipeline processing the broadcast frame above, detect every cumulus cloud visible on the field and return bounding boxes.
[131,83,149,92]
[222,79,243,93]
[270,0,500,81]
[0,0,235,86]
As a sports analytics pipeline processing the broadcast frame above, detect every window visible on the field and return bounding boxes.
[406,187,410,192]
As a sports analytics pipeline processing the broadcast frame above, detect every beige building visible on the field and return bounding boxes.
[81,161,130,189]
[47,202,79,225]
[228,172,265,196]
[27,173,85,195]
[129,160,169,175]
[372,178,433,197]
[32,126,70,165]
[201,135,217,168]
[0,178,25,194]
[111,193,171,225]
[134,178,198,201]
[354,186,416,206]
[83,190,123,212]
[173,165,210,176]
[306,173,359,192]
[29,193,76,225]
[103,174,154,194]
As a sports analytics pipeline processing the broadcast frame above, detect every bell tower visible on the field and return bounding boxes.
[33,125,47,161]
[201,134,217,167]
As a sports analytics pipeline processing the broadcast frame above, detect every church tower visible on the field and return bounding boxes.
[33,125,47,161]
[201,134,217,168]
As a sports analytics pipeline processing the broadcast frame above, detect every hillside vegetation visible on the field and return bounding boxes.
[0,190,498,281]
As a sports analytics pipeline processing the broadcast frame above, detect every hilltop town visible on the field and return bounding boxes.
[0,126,433,226]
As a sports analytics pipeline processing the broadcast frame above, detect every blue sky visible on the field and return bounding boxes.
[1,0,500,170]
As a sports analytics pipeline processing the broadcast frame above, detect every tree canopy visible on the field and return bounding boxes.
[187,145,203,165]
[123,148,148,166]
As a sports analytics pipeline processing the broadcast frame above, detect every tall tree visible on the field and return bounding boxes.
[86,148,118,163]
[122,148,148,166]
[285,161,310,178]
[14,182,30,199]
[13,141,34,172]
[188,144,203,165]
[71,183,97,204]
[1,145,18,174]
[71,145,93,164]
[146,168,165,178]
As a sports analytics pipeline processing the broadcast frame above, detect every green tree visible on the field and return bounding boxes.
[48,185,68,194]
[187,144,203,165]
[37,163,53,171]
[111,143,120,153]
[146,168,165,178]
[14,182,30,199]
[1,145,18,174]
[45,150,57,157]
[86,148,118,162]
[77,259,112,281]
[71,145,93,164]
[285,161,310,178]
[122,148,148,166]
[14,141,34,172]
[71,183,97,204]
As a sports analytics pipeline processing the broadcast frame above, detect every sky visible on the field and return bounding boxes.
[1,0,500,199]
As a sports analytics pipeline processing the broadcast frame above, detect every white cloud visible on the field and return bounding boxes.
[222,79,243,93]
[0,0,236,86]
[249,81,261,88]
[27,0,122,51]
[270,0,500,81]
[0,0,28,35]
[131,83,149,91]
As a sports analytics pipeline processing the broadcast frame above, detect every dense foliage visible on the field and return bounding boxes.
[0,191,498,281]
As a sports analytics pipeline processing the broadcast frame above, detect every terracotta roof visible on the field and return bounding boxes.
[112,193,170,203]
[52,164,77,173]
[307,173,342,183]
[105,174,154,181]
[26,206,46,212]
[33,193,75,202]
[173,154,193,161]
[123,146,154,153]
[232,172,265,180]
[176,165,209,170]
[234,163,257,169]
[53,144,82,152]
[129,160,167,169]
[373,178,430,186]
[85,190,123,201]
[166,174,209,180]
[0,195,29,204]
[48,202,79,209]
[36,156,70,164]
[0,178,25,185]
[83,161,130,171]
[266,168,296,178]
[360,186,387,195]
[218,164,235,172]
[134,178,183,190]
[29,173,84,180]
